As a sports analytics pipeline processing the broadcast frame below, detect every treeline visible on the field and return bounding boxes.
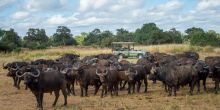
[0,23,220,52]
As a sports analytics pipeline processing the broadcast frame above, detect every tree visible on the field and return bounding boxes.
[84,29,101,46]
[134,23,162,44]
[100,30,114,47]
[165,28,183,43]
[0,28,21,52]
[23,28,49,49]
[184,27,204,41]
[187,29,220,47]
[74,32,88,45]
[52,26,77,46]
[115,28,133,42]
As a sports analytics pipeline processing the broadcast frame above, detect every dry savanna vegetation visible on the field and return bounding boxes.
[1,44,220,110]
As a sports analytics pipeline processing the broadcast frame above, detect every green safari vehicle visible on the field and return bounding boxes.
[111,42,147,59]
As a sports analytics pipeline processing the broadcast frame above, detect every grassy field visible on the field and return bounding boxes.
[0,44,220,110]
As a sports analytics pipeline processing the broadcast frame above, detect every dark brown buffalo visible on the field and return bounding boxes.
[156,55,177,66]
[175,57,197,66]
[137,58,156,84]
[211,62,220,93]
[119,60,130,65]
[17,66,67,109]
[95,53,118,61]
[194,60,209,92]
[72,65,102,97]
[31,59,56,66]
[175,52,199,60]
[56,53,80,65]
[152,52,169,61]
[205,56,220,74]
[60,67,78,96]
[3,61,29,89]
[96,66,120,97]
[149,64,199,96]
[129,64,148,93]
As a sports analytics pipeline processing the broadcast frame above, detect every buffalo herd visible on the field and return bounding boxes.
[3,52,220,109]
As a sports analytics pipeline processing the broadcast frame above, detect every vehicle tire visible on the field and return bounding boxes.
[138,54,143,59]
[118,54,124,59]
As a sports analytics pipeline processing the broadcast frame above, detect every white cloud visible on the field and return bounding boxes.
[196,0,220,11]
[0,0,15,9]
[79,0,108,12]
[75,17,112,25]
[47,15,68,25]
[47,14,78,25]
[150,0,182,13]
[11,11,29,19]
[25,0,67,11]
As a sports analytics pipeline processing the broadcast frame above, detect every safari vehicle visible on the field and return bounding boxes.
[111,42,147,59]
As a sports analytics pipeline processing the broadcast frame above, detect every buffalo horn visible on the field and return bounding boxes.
[16,71,28,78]
[215,66,220,69]
[29,69,40,77]
[96,68,101,75]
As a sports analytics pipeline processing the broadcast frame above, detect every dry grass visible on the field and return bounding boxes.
[0,44,220,110]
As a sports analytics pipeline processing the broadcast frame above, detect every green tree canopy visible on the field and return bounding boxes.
[0,28,21,52]
[134,23,162,44]
[74,32,88,45]
[115,28,133,42]
[23,28,49,49]
[52,26,77,46]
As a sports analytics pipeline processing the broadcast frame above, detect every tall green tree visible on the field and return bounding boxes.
[115,28,133,42]
[0,28,21,52]
[74,32,88,45]
[100,30,114,47]
[84,29,101,46]
[134,23,162,44]
[23,28,49,49]
[52,26,77,46]
[184,27,205,41]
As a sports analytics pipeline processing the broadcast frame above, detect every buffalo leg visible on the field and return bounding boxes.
[53,91,60,106]
[163,82,168,92]
[203,79,207,91]
[197,80,200,93]
[144,78,148,93]
[101,85,107,98]
[80,86,84,97]
[110,84,114,97]
[71,80,75,95]
[215,80,219,94]
[137,81,141,93]
[13,76,16,87]
[114,84,119,96]
[128,82,131,94]
[189,81,195,95]
[25,84,28,90]
[85,85,88,97]
[174,86,177,96]
[39,93,44,109]
[168,86,172,96]
[61,88,67,106]
[132,82,136,94]
[94,83,101,96]
[33,93,40,108]
[16,78,21,89]
[66,84,71,96]
[120,81,127,90]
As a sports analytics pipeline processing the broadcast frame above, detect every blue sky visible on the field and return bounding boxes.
[0,0,220,36]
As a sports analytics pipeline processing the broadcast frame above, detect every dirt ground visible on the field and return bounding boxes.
[1,46,220,110]
[0,69,220,110]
